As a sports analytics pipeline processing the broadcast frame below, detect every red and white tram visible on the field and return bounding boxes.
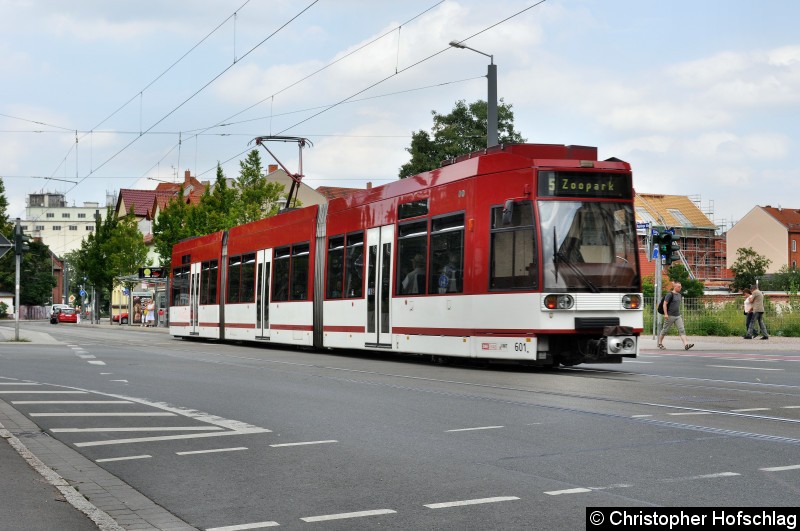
[169,143,643,366]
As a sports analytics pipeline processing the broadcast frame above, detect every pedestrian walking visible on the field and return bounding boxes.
[744,284,769,340]
[742,288,754,338]
[657,281,694,351]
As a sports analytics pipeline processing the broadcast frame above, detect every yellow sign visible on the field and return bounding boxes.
[68,294,76,303]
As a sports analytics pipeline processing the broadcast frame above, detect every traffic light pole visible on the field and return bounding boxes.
[14,219,21,341]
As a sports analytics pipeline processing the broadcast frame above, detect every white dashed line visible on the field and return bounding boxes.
[77,354,95,359]
[95,455,152,463]
[706,365,783,371]
[730,408,771,412]
[206,521,280,530]
[301,509,396,522]
[75,427,271,447]
[176,447,248,456]
[109,380,128,383]
[668,412,713,416]
[30,412,176,417]
[11,400,131,405]
[760,465,800,472]
[446,426,504,432]
[0,391,87,394]
[631,415,652,418]
[544,488,592,496]
[87,361,106,365]
[0,382,39,386]
[663,472,740,482]
[782,406,800,409]
[269,440,337,448]
[51,426,225,433]
[424,496,519,508]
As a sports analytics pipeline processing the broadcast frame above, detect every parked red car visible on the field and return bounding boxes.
[56,308,80,324]
[112,312,129,324]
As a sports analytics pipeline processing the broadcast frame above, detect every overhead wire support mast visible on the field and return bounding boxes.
[252,136,312,211]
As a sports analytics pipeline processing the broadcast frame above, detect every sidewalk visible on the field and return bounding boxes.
[0,319,169,344]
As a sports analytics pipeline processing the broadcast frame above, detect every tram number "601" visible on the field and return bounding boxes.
[514,342,529,353]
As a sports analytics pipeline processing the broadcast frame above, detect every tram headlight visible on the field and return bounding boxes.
[622,294,641,309]
[544,294,574,310]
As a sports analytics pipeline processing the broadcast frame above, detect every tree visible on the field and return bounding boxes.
[730,247,771,292]
[399,99,525,178]
[152,187,194,272]
[233,149,286,224]
[666,264,704,298]
[767,265,800,294]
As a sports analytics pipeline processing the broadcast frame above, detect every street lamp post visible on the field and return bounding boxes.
[449,40,498,148]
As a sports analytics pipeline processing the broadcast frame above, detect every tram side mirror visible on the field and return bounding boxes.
[501,200,514,225]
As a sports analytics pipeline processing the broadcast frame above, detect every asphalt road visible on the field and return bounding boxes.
[1,321,799,530]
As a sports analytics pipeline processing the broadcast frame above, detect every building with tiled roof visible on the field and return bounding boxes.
[635,193,725,281]
[726,205,800,272]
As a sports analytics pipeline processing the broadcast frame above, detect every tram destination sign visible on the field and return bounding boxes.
[538,171,632,199]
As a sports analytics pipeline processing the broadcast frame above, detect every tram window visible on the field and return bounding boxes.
[227,255,242,303]
[398,199,428,220]
[490,201,537,290]
[345,232,364,298]
[429,213,464,294]
[240,253,256,303]
[200,260,218,305]
[272,246,291,302]
[291,243,310,300]
[326,236,345,299]
[397,219,428,295]
[171,265,190,306]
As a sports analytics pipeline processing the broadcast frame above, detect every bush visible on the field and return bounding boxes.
[694,315,734,336]
[0,302,7,318]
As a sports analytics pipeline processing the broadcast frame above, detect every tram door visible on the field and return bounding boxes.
[255,249,272,340]
[365,225,394,347]
[189,262,201,335]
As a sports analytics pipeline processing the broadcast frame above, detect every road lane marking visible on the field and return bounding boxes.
[706,365,783,371]
[424,496,519,508]
[176,447,248,456]
[301,509,396,522]
[87,361,106,365]
[30,412,176,417]
[109,380,128,383]
[446,426,504,432]
[75,428,271,447]
[730,408,771,412]
[622,360,653,364]
[95,455,152,463]
[206,521,280,530]
[0,382,39,385]
[0,391,87,394]
[668,412,713,416]
[760,465,800,472]
[269,440,337,448]
[11,400,132,405]
[51,426,225,433]
[663,472,740,482]
[77,355,95,359]
[631,415,652,418]
[544,488,592,496]
[782,406,800,409]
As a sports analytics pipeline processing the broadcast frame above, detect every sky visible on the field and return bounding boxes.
[2,0,799,230]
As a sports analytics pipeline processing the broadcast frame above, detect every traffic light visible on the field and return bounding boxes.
[659,232,681,265]
[14,225,31,255]
[666,234,681,265]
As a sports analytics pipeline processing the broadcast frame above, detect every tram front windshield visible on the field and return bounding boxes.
[538,201,639,292]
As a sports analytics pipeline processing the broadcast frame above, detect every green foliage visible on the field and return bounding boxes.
[0,301,7,318]
[152,187,194,271]
[399,99,525,178]
[666,264,704,298]
[763,265,800,294]
[234,150,286,224]
[730,247,771,292]
[18,240,57,305]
